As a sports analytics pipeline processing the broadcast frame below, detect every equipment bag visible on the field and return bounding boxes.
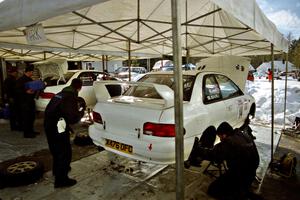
[278,153,297,178]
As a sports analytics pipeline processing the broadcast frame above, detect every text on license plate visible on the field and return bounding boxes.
[105,139,133,154]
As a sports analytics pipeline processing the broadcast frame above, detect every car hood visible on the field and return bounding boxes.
[33,59,68,81]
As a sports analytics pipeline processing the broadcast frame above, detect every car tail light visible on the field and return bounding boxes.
[143,122,176,137]
[39,92,55,99]
[93,111,103,124]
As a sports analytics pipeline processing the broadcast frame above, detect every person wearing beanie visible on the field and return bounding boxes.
[196,122,260,200]
[44,78,86,188]
[15,64,38,138]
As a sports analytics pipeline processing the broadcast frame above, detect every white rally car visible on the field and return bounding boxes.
[35,70,118,111]
[89,70,255,164]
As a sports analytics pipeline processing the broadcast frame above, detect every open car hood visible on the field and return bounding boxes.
[33,59,68,81]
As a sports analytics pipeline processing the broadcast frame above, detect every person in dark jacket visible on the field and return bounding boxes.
[15,65,37,138]
[3,65,21,131]
[198,122,260,200]
[44,78,85,188]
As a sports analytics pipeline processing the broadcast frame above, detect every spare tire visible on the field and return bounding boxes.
[0,158,44,187]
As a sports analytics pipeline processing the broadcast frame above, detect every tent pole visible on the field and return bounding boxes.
[128,39,131,81]
[271,43,274,163]
[105,55,108,71]
[283,52,288,129]
[147,58,150,71]
[186,49,190,64]
[171,0,184,199]
[185,0,188,64]
[102,55,105,72]
[137,0,140,43]
[0,58,6,103]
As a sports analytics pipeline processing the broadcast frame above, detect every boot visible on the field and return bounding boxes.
[54,177,77,188]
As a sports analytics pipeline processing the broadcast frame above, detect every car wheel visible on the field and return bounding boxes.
[185,127,217,169]
[73,134,94,146]
[0,158,44,187]
[199,126,217,148]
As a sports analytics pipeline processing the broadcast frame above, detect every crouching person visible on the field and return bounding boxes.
[198,122,260,200]
[44,78,86,188]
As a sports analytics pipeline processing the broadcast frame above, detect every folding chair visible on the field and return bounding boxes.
[203,161,227,178]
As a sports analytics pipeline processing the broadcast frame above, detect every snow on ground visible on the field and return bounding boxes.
[245,77,300,126]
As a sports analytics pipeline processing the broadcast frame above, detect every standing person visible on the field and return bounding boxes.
[3,65,21,131]
[44,78,85,188]
[267,68,272,82]
[197,122,260,200]
[15,65,37,138]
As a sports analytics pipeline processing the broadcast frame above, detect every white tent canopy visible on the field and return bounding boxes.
[0,0,288,60]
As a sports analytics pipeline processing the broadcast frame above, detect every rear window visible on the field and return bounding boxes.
[123,74,195,101]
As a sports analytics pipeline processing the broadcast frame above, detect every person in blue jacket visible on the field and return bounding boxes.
[44,78,86,188]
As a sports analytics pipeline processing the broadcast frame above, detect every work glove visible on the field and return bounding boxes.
[57,118,66,133]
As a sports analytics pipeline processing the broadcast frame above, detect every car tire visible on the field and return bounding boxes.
[0,158,44,187]
[73,134,94,146]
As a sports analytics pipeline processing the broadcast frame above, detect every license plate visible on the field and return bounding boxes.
[105,139,133,154]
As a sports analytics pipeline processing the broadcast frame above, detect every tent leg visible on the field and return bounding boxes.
[283,52,288,129]
[128,39,131,81]
[271,43,274,163]
[171,0,184,199]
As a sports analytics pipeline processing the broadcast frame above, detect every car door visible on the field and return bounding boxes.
[202,74,227,127]
[215,74,245,127]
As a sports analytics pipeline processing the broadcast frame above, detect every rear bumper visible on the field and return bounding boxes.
[88,125,177,164]
[35,99,49,112]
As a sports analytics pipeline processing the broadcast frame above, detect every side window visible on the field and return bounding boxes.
[78,72,98,86]
[203,75,221,103]
[215,74,242,99]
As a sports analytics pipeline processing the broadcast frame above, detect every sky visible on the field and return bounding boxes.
[257,0,300,40]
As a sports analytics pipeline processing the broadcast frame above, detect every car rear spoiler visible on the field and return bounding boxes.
[93,81,174,107]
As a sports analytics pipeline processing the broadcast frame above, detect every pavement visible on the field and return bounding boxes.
[0,115,299,200]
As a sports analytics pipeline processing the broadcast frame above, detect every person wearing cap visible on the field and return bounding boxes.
[15,65,38,138]
[44,78,86,188]
[3,64,21,131]
[197,122,260,200]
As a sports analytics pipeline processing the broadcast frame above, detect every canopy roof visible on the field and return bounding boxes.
[0,0,289,61]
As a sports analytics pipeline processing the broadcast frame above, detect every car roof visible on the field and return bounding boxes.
[146,70,232,77]
[147,70,200,76]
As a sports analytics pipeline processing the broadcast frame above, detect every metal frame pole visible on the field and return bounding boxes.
[102,55,105,71]
[271,43,274,162]
[147,58,150,71]
[283,52,288,129]
[105,55,108,71]
[128,39,131,81]
[171,0,184,199]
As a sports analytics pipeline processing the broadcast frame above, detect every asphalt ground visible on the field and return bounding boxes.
[0,115,299,199]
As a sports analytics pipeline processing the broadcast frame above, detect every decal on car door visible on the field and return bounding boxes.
[238,99,243,119]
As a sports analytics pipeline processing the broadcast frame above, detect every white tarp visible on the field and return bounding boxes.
[0,0,108,31]
[0,0,289,60]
